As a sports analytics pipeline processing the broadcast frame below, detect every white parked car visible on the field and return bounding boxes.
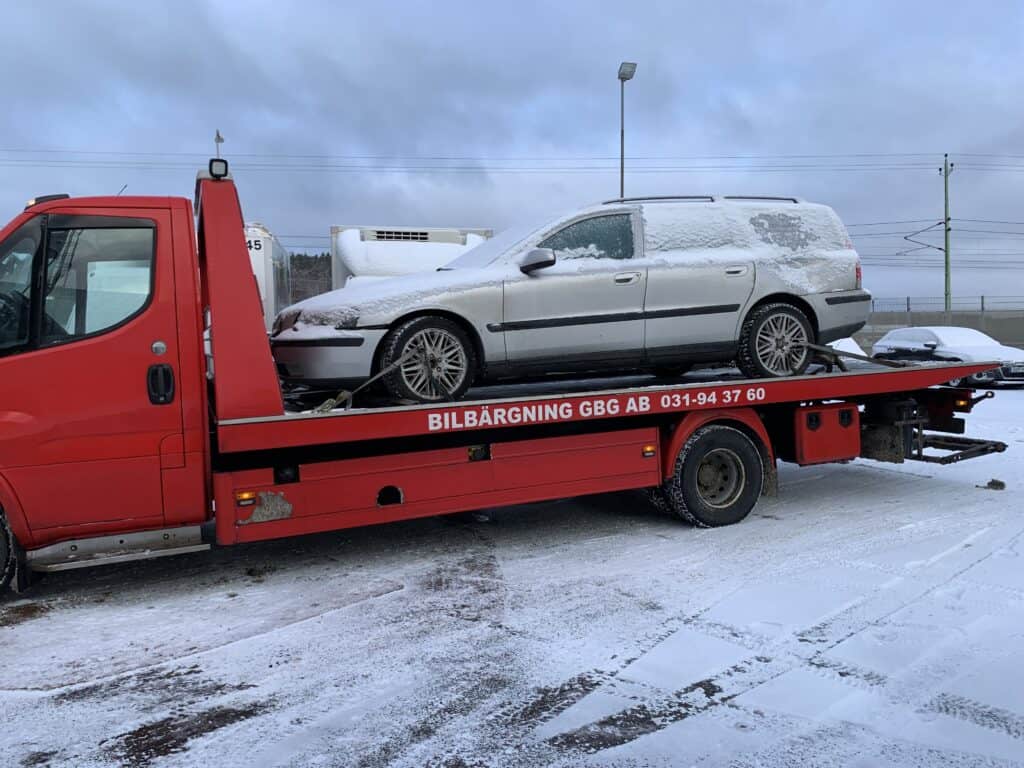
[871,326,1024,386]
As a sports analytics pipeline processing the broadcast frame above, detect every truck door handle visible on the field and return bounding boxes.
[725,266,748,276]
[147,364,176,405]
[614,272,642,285]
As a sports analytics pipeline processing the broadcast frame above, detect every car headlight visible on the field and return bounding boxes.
[302,310,359,329]
[272,309,302,335]
[334,316,359,330]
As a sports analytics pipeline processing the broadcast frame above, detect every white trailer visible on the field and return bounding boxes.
[245,222,292,331]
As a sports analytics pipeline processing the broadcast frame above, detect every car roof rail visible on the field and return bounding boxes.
[602,195,715,204]
[722,195,800,203]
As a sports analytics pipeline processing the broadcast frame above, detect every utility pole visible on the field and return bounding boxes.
[214,129,225,159]
[941,153,954,312]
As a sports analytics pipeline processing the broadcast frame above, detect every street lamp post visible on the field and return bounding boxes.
[618,62,637,199]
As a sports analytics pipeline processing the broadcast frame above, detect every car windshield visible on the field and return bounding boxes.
[933,327,997,346]
[441,214,558,270]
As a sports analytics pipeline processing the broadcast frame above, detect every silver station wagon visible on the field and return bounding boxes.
[271,195,870,403]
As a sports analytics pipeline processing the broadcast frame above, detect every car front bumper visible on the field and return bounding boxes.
[271,329,387,385]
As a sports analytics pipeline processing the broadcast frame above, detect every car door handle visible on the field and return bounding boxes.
[725,265,748,276]
[614,272,642,285]
[147,364,176,405]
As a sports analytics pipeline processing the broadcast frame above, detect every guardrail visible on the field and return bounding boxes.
[870,296,1024,312]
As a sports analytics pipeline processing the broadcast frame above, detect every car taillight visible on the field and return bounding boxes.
[855,260,862,289]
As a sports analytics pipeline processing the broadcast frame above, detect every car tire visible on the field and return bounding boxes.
[736,302,813,378]
[661,425,764,527]
[380,316,477,403]
[949,372,994,388]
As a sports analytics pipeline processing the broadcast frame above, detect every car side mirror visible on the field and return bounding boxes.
[923,342,938,349]
[520,248,556,275]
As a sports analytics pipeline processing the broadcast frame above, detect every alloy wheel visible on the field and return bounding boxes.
[754,313,809,375]
[399,327,469,400]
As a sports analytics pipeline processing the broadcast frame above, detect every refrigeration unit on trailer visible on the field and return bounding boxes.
[330,225,492,288]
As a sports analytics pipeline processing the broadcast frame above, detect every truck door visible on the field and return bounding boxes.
[0,207,187,540]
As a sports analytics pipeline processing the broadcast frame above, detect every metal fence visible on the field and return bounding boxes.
[870,296,1024,312]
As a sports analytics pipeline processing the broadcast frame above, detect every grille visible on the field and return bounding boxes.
[372,230,429,241]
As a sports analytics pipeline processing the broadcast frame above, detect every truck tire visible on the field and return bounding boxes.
[662,424,763,527]
[737,302,813,378]
[646,486,673,515]
[380,316,477,403]
[1,514,14,593]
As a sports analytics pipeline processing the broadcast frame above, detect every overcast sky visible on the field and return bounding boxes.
[3,0,1024,298]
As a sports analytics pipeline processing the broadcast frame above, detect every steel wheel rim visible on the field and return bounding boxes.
[400,327,468,399]
[754,313,808,375]
[695,448,746,509]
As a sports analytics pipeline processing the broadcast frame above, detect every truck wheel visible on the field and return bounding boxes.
[662,424,763,527]
[1,514,14,592]
[737,302,813,378]
[646,486,673,515]
[380,316,477,403]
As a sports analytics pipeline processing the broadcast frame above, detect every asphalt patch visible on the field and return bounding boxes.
[103,702,271,767]
[0,601,51,628]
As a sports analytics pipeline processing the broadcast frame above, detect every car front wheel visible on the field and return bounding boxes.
[737,302,813,378]
[380,316,477,403]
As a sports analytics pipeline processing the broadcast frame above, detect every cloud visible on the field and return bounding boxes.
[1,0,1022,296]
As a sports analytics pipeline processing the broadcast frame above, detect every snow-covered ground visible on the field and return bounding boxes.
[2,389,1023,768]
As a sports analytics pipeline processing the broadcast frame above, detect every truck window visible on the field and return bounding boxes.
[539,214,634,260]
[0,218,43,351]
[41,228,154,345]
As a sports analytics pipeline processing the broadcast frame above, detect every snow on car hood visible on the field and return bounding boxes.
[275,268,503,330]
[936,344,1024,363]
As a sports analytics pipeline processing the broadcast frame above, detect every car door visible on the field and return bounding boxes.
[0,206,186,539]
[501,212,645,370]
[642,248,755,363]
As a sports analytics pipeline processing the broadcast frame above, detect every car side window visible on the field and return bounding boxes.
[0,219,42,351]
[40,227,155,345]
[539,214,634,260]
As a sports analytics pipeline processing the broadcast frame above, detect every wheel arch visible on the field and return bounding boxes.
[0,472,33,549]
[742,293,820,340]
[661,409,777,497]
[371,309,486,376]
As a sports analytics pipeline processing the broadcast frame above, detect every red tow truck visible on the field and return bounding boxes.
[0,161,1007,592]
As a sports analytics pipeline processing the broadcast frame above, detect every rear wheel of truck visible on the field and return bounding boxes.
[662,424,764,527]
[380,316,477,403]
[737,302,813,378]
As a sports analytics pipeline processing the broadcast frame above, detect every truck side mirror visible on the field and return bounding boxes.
[520,248,556,275]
